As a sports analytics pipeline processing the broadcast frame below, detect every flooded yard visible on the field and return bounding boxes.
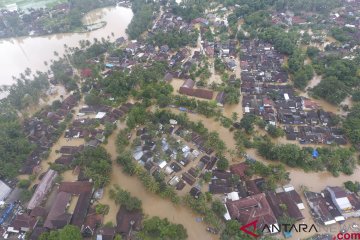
[99,124,218,240]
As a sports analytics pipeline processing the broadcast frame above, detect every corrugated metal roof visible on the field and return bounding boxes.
[0,180,11,202]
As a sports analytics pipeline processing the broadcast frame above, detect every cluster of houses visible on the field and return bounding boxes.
[190,162,306,236]
[0,3,71,38]
[329,0,360,46]
[305,186,360,226]
[0,177,143,240]
[0,98,140,239]
[57,101,133,167]
[201,162,360,238]
[271,12,308,27]
[133,120,218,193]
[21,94,79,175]
[239,39,347,145]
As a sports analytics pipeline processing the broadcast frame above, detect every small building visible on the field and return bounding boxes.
[0,180,11,202]
[225,193,279,233]
[304,191,342,225]
[43,191,72,229]
[116,206,143,238]
[326,186,360,218]
[97,227,116,240]
[216,92,226,107]
[27,170,58,210]
[95,112,107,119]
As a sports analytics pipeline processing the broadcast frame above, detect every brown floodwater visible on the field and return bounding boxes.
[99,122,218,240]
[298,75,341,115]
[173,110,360,238]
[170,110,360,192]
[0,6,133,86]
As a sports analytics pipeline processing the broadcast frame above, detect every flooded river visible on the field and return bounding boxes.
[0,6,133,86]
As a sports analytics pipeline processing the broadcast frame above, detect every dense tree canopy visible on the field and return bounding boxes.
[127,0,156,39]
[255,136,356,176]
[74,146,112,188]
[137,216,188,240]
[109,184,142,211]
[0,107,34,178]
[39,225,82,240]
[343,104,360,145]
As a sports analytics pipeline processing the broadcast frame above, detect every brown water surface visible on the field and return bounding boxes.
[0,6,133,86]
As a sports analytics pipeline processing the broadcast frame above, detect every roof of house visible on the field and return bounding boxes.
[9,214,38,231]
[230,162,248,178]
[181,79,195,89]
[28,170,58,210]
[116,206,143,236]
[30,206,47,218]
[277,191,304,221]
[29,227,48,240]
[216,92,225,105]
[43,191,72,229]
[58,182,93,227]
[83,208,103,234]
[226,193,277,229]
[0,180,11,202]
[97,227,116,240]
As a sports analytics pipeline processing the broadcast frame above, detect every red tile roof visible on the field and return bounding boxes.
[226,193,277,229]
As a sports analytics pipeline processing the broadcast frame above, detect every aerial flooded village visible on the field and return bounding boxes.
[0,0,360,239]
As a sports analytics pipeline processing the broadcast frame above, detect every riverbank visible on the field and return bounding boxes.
[0,0,131,39]
[0,6,133,87]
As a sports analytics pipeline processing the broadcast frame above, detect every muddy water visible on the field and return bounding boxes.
[298,76,341,115]
[170,110,360,192]
[176,110,360,238]
[0,6,133,86]
[100,123,218,240]
[23,133,85,188]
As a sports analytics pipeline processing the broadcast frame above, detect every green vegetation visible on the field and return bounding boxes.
[171,0,206,21]
[126,0,156,39]
[344,181,360,194]
[3,71,50,110]
[310,57,359,104]
[1,0,120,38]
[147,30,198,49]
[116,136,180,204]
[183,194,223,230]
[137,216,188,240]
[246,161,290,190]
[343,104,360,145]
[221,220,260,240]
[74,146,112,188]
[267,125,285,138]
[17,179,31,189]
[274,0,341,14]
[39,225,82,240]
[216,155,229,171]
[311,76,348,104]
[109,184,142,211]
[95,203,110,215]
[255,136,356,176]
[259,26,298,55]
[0,105,34,178]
